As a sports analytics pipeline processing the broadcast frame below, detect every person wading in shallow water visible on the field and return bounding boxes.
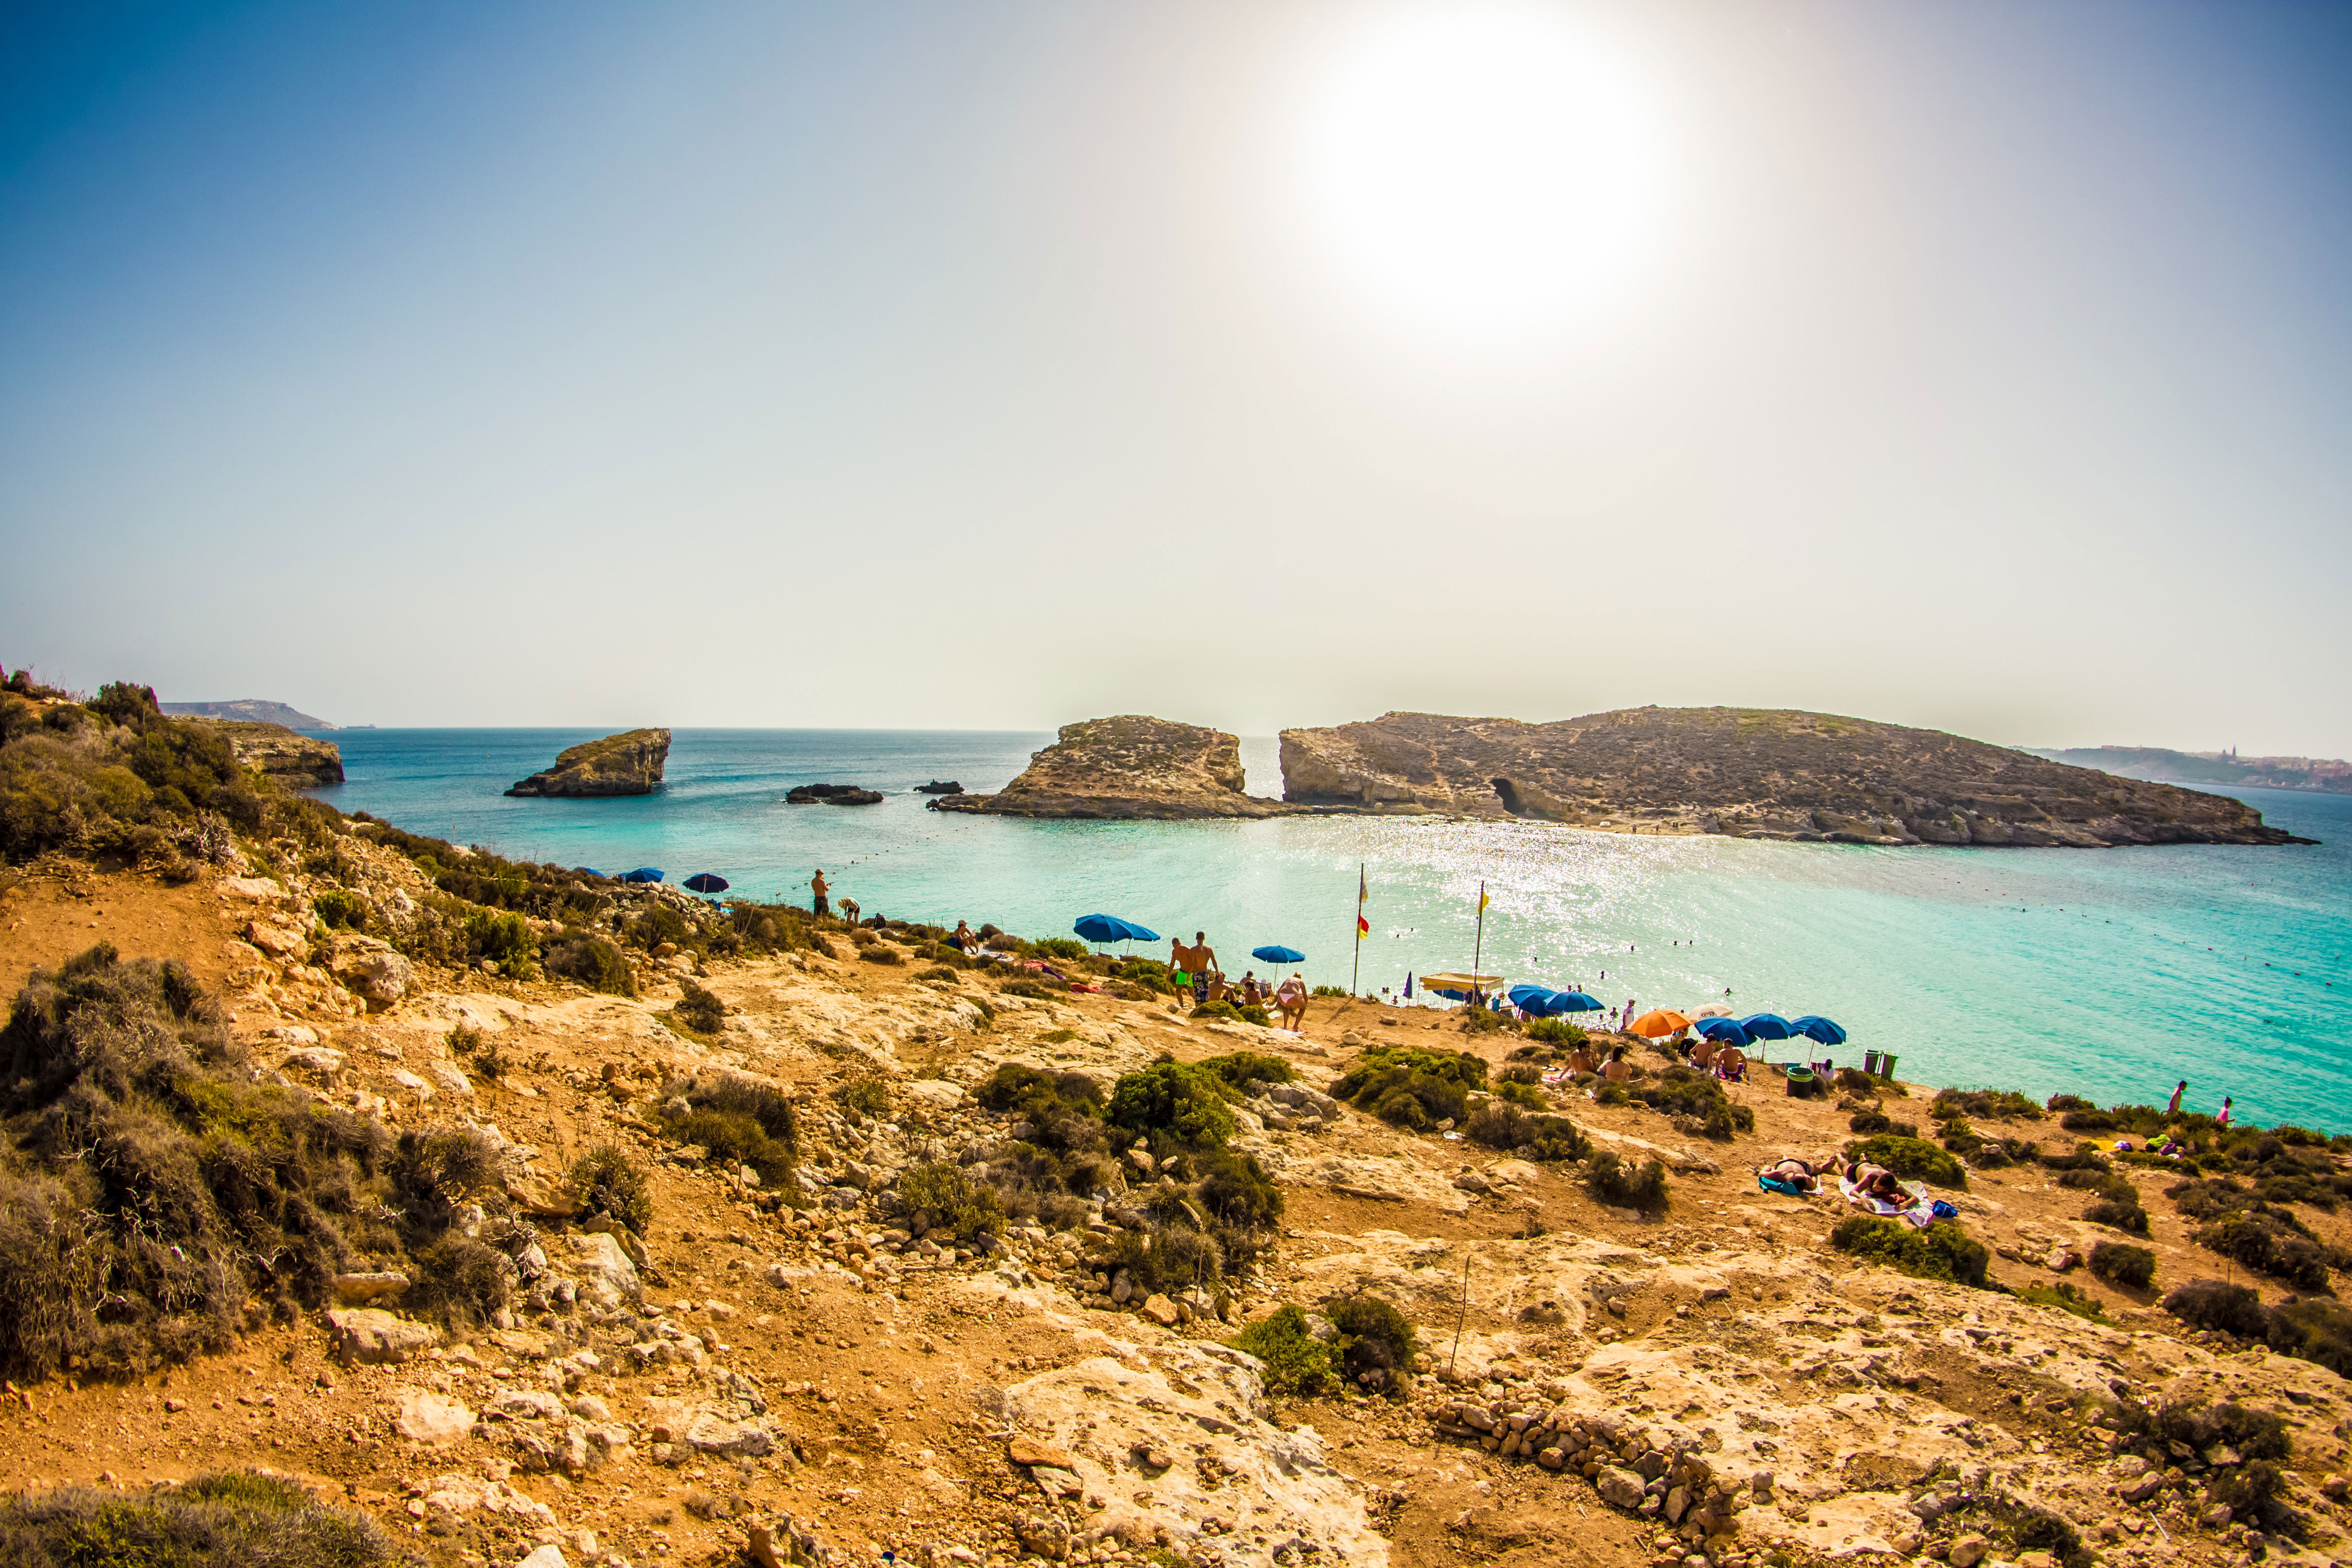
[810,868,830,918]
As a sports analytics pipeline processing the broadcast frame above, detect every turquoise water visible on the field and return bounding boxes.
[309,728,2352,1131]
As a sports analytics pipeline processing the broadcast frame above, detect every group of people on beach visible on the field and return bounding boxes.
[1171,931,1307,1030]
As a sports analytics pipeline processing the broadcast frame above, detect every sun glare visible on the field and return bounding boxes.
[1295,4,1661,345]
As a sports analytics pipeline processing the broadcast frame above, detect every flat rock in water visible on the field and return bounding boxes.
[786,783,884,805]
[933,715,1293,820]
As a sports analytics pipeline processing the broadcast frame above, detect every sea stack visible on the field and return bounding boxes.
[1279,707,2312,846]
[506,727,670,797]
[786,783,883,805]
[933,714,1291,820]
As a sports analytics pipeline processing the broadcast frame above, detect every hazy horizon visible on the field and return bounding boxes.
[6,1,2349,753]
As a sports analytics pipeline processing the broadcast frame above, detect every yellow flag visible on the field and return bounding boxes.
[1477,888,1490,914]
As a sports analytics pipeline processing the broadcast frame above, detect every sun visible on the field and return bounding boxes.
[1294,3,1662,345]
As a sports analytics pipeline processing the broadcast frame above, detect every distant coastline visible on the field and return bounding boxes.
[2027,745,2352,797]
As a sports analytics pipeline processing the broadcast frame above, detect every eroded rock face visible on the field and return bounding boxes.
[934,715,1290,820]
[507,729,670,798]
[207,720,346,787]
[1277,708,2309,847]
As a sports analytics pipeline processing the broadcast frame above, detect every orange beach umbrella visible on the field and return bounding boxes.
[1630,1009,1693,1038]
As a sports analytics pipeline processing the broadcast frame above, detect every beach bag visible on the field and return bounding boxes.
[1930,1199,1959,1221]
[1759,1175,1807,1197]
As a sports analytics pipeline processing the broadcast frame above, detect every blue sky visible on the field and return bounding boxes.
[3,0,2349,753]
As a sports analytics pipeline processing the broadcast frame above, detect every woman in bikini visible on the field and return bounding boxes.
[1841,1159,1903,1201]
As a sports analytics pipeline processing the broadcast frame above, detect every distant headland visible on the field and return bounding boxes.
[161,698,334,729]
[2026,745,2352,797]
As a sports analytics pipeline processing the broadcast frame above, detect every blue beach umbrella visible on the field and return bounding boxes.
[1551,990,1605,1013]
[1253,945,1306,965]
[577,867,608,879]
[683,873,729,894]
[619,867,664,884]
[1695,1017,1752,1047]
[1506,983,1558,1014]
[1074,913,1160,950]
[1791,1015,1848,1046]
[1740,1013,1797,1042]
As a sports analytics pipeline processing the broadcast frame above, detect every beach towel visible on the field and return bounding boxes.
[1839,1175,1937,1229]
[1758,1174,1809,1197]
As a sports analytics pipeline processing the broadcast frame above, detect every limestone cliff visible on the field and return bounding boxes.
[506,727,670,798]
[193,718,345,788]
[933,714,1291,820]
[1280,708,2313,847]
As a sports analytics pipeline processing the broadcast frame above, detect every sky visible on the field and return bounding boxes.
[2,0,2349,753]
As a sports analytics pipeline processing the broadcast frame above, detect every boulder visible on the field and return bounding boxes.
[682,1411,774,1457]
[327,1308,438,1365]
[330,1271,410,1304]
[517,1546,570,1568]
[328,935,413,1008]
[1139,1293,1181,1327]
[915,780,964,794]
[395,1389,477,1445]
[1946,1534,1990,1568]
[1596,1467,1647,1508]
[565,1231,643,1309]
[507,729,670,798]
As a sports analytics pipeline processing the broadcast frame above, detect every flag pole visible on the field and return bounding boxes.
[1350,862,1365,996]
[1472,880,1487,1005]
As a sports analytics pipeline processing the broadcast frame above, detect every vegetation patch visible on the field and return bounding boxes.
[1584,1151,1669,1215]
[2087,1241,2157,1290]
[1108,1061,1239,1150]
[0,1469,405,1568]
[1829,1216,1993,1289]
[1463,1099,1588,1160]
[1930,1087,2043,1121]
[1631,1066,1754,1141]
[1230,1305,1338,1396]
[0,944,530,1381]
[1328,1293,1419,1395]
[671,979,726,1034]
[2109,1397,2289,1526]
[543,931,635,996]
[2018,1281,2109,1323]
[565,1145,653,1235]
[893,1162,1005,1243]
[1845,1134,1968,1190]
[1197,1051,1295,1091]
[1329,1047,1487,1131]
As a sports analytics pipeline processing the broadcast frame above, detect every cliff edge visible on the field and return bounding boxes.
[187,718,344,788]
[933,714,1291,820]
[1281,707,2313,846]
[506,727,670,797]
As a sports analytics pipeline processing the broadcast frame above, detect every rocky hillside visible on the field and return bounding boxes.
[4,829,2352,1568]
[189,717,346,787]
[935,716,1291,820]
[509,728,672,798]
[1280,709,2312,847]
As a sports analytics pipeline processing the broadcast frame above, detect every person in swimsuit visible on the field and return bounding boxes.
[810,869,830,918]
[1188,930,1219,1004]
[1275,973,1307,1030]
[1602,1045,1632,1083]
[2168,1079,2187,1117]
[1842,1160,1902,1201]
[1169,935,1194,997]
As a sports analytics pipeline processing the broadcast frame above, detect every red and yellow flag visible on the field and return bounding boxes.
[1357,868,1370,939]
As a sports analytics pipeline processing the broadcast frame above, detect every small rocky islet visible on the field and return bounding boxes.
[506,727,672,798]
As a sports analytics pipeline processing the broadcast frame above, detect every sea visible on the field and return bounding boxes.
[305,728,2352,1133]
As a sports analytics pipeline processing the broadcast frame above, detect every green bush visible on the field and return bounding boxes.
[1930,1087,2043,1121]
[2162,1277,2270,1338]
[1329,1294,1419,1393]
[859,944,903,965]
[1330,1047,1486,1130]
[1109,1061,1238,1150]
[1195,1147,1284,1231]
[1495,1079,1546,1109]
[2266,1296,2352,1379]
[914,965,961,983]
[463,908,537,975]
[1094,1220,1223,1293]
[2194,1213,2328,1290]
[565,1145,654,1234]
[2111,1398,2287,1524]
[1632,1066,1754,1141]
[311,888,369,930]
[0,1469,404,1567]
[1199,1051,1296,1090]
[831,1076,891,1120]
[1525,1018,1586,1046]
[1231,1305,1337,1396]
[1310,984,1346,998]
[1830,1216,1992,1288]
[672,979,725,1034]
[1585,1152,1669,1215]
[1191,999,1271,1026]
[544,930,635,996]
[1033,937,1090,961]
[2082,1197,2151,1235]
[2088,1241,2157,1289]
[893,1162,1005,1242]
[629,902,696,952]
[1846,1134,1967,1190]
[1464,1099,1589,1160]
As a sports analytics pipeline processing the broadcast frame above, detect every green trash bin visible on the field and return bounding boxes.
[1877,1053,1899,1083]
[1783,1066,1816,1099]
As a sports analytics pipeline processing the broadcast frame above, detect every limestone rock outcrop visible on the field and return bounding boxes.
[193,719,345,787]
[1278,708,2311,847]
[507,728,670,797]
[933,715,1291,820]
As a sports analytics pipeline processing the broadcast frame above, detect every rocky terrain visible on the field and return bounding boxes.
[1279,709,2312,847]
[788,785,884,806]
[509,730,673,798]
[188,716,348,787]
[160,697,335,728]
[2029,749,2352,798]
[935,717,1292,820]
[5,834,2352,1568]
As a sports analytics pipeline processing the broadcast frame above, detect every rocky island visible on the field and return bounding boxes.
[786,783,883,805]
[193,719,345,788]
[1281,707,2310,845]
[505,727,670,797]
[931,714,1293,819]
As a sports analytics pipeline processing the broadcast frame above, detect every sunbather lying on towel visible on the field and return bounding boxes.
[1838,1163,1939,1228]
[1756,1156,1828,1196]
